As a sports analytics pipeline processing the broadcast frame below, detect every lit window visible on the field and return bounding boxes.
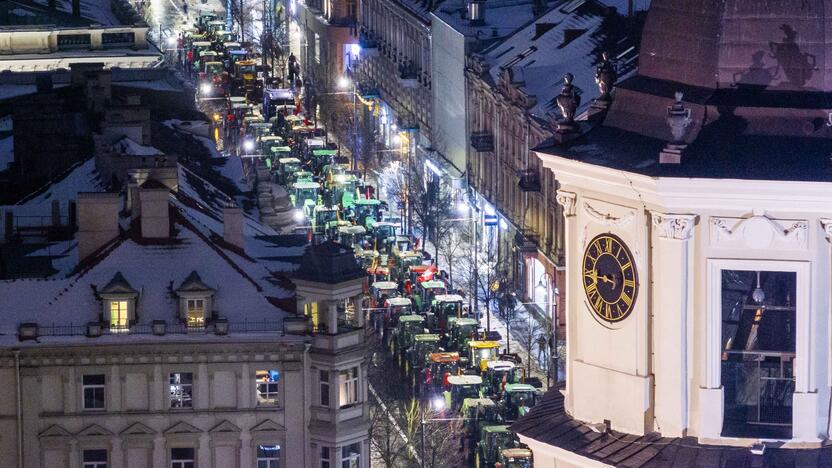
[82,374,105,410]
[257,444,281,468]
[341,443,361,468]
[171,447,195,468]
[338,367,358,407]
[320,370,330,407]
[256,369,280,405]
[82,449,108,468]
[169,373,193,408]
[186,299,205,327]
[110,300,128,332]
[320,446,330,468]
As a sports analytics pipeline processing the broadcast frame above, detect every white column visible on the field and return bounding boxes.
[197,363,209,409]
[327,301,338,334]
[197,433,211,468]
[110,437,124,468]
[650,212,696,437]
[151,364,163,411]
[110,364,121,412]
[69,440,79,468]
[239,363,252,409]
[554,190,576,412]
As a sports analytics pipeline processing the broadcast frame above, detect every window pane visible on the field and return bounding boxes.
[83,449,108,462]
[83,374,105,385]
[171,447,195,459]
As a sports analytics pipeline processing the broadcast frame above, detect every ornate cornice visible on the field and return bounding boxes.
[651,212,697,240]
[821,218,832,240]
[555,190,577,217]
[583,202,634,226]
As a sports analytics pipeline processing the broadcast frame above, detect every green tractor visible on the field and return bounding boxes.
[462,398,499,451]
[443,375,483,414]
[290,181,320,219]
[446,317,479,352]
[353,198,382,229]
[309,148,337,173]
[431,293,465,334]
[475,425,514,468]
[329,172,360,209]
[276,157,301,185]
[412,280,447,314]
[499,448,533,468]
[196,11,219,31]
[312,205,340,237]
[336,225,368,250]
[407,333,441,391]
[424,351,459,395]
[391,250,424,283]
[483,361,520,399]
[384,297,412,329]
[391,315,425,368]
[500,384,540,422]
[370,221,398,252]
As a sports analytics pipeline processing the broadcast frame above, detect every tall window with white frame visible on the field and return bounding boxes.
[257,444,281,468]
[720,269,796,439]
[170,448,195,468]
[341,443,361,468]
[186,299,205,328]
[320,446,330,468]
[82,449,108,468]
[320,370,330,407]
[110,300,128,332]
[338,367,358,407]
[82,374,106,411]
[256,369,280,405]
[169,372,193,408]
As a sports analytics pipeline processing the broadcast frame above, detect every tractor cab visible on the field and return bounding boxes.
[408,333,441,381]
[220,41,241,55]
[293,170,314,184]
[446,317,479,352]
[371,221,398,250]
[311,205,339,236]
[199,59,227,97]
[484,361,519,399]
[196,11,218,31]
[245,121,271,140]
[414,280,447,313]
[426,352,459,394]
[215,30,236,43]
[336,225,367,249]
[431,294,465,333]
[228,48,250,69]
[477,425,513,468]
[290,181,320,217]
[309,148,338,174]
[462,398,498,441]
[468,340,501,373]
[385,297,412,330]
[354,198,382,229]
[329,173,359,208]
[258,135,283,157]
[371,281,398,307]
[501,384,539,421]
[276,157,301,184]
[444,375,483,413]
[500,448,533,468]
[357,248,379,271]
[392,250,423,283]
[391,314,425,364]
[263,88,294,120]
[206,20,226,36]
[234,59,262,98]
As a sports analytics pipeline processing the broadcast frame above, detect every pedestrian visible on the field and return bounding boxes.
[182,1,188,15]
[537,334,547,364]
[186,49,193,77]
[176,34,183,66]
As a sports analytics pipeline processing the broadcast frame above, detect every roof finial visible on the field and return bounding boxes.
[555,73,581,135]
[593,51,617,107]
[660,91,693,164]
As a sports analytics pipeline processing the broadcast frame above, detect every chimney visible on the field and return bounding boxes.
[77,192,120,262]
[223,205,244,251]
[138,181,170,239]
[72,0,80,16]
[467,0,485,25]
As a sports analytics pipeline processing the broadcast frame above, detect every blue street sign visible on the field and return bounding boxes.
[484,213,498,226]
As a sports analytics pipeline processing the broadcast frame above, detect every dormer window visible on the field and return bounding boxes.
[98,272,138,332]
[176,271,215,328]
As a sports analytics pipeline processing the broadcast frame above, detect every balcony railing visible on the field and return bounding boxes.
[518,168,541,192]
[470,131,494,152]
[19,318,284,340]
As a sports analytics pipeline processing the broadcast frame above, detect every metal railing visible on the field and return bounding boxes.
[33,319,284,338]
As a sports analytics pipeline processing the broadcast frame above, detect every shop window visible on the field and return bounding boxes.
[169,372,193,408]
[256,369,280,405]
[171,448,195,468]
[257,444,280,468]
[82,449,108,468]
[82,374,106,410]
[338,367,358,407]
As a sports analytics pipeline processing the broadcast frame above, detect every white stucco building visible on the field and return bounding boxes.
[0,167,370,467]
[511,0,832,465]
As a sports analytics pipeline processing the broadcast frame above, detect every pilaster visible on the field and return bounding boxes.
[649,212,696,437]
[555,190,576,412]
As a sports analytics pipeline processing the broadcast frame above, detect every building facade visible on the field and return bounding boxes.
[512,0,832,465]
[0,166,371,467]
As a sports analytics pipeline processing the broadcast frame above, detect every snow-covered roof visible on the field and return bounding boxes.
[483,0,640,120]
[112,136,162,156]
[433,0,540,44]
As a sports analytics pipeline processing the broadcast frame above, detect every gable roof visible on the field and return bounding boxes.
[176,270,215,293]
[99,271,137,295]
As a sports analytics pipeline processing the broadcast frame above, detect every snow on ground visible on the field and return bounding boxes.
[0,135,12,171]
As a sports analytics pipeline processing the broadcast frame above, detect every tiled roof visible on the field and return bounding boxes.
[511,387,832,467]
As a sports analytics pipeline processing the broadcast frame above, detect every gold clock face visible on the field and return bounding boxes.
[582,233,638,322]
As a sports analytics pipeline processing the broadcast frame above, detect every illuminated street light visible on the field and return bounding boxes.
[337,76,350,90]
[456,201,470,215]
[243,139,255,152]
[392,134,402,146]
